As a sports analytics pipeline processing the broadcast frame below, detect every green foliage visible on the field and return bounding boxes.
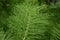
[0,0,60,40]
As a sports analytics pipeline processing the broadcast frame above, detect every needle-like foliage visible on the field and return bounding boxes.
[0,0,60,40]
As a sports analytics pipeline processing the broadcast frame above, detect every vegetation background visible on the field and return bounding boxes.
[0,0,60,40]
